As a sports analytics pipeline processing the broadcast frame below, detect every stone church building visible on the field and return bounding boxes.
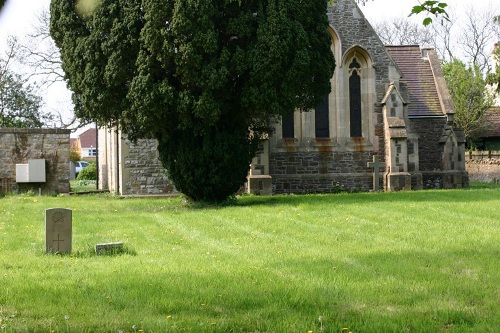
[98,0,468,195]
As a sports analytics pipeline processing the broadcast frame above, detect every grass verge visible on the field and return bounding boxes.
[0,187,499,332]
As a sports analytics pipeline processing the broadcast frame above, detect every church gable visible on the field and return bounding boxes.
[381,84,407,119]
[328,0,400,98]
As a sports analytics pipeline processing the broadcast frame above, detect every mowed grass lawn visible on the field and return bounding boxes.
[0,186,499,332]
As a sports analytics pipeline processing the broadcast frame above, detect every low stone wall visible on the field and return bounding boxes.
[0,128,71,194]
[466,159,500,183]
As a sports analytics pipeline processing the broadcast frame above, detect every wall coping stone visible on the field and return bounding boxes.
[0,128,72,135]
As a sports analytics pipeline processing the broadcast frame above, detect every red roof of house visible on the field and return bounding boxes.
[483,107,500,138]
[385,46,443,117]
[70,138,78,148]
[78,128,97,149]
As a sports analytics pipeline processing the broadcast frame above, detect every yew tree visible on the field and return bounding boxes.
[50,0,334,201]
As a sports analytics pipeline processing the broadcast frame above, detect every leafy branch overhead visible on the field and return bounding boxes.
[409,1,449,26]
[347,0,449,26]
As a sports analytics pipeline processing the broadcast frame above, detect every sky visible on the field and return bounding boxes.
[0,0,498,133]
[1,0,478,39]
[0,0,74,132]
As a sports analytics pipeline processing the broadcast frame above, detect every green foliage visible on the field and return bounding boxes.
[50,0,335,201]
[69,179,96,192]
[69,146,81,162]
[0,59,51,128]
[486,47,500,95]
[158,127,259,202]
[76,161,96,180]
[443,59,493,147]
[409,1,449,26]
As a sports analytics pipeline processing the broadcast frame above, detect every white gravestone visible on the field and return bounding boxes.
[45,208,72,254]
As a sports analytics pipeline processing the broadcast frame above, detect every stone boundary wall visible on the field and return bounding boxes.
[0,128,71,194]
[466,158,500,183]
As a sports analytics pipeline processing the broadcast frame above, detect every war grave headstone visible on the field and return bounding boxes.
[45,208,72,254]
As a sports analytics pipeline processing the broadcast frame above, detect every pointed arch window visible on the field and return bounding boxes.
[349,58,362,137]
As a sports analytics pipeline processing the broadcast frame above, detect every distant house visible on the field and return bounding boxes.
[74,128,97,161]
[480,107,500,150]
[480,43,500,150]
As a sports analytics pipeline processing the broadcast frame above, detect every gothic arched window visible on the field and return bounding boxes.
[349,58,362,137]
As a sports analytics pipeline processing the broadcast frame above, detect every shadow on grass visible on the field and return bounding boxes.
[106,182,500,210]
[46,244,137,258]
[233,185,500,208]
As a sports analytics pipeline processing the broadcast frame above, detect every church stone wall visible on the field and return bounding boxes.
[122,138,175,195]
[266,0,394,195]
[410,118,469,188]
[410,117,447,171]
[270,150,374,193]
[0,128,71,195]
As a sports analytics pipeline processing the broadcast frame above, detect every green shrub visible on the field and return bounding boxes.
[158,127,258,202]
[70,146,81,162]
[76,161,97,180]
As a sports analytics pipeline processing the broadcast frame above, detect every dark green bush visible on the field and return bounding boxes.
[158,127,258,202]
[76,161,97,181]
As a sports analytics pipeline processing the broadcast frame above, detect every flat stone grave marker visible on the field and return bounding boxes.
[95,242,124,256]
[45,208,72,254]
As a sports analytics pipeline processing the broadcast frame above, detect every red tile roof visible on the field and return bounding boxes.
[483,107,500,138]
[78,128,97,149]
[385,46,443,117]
[70,138,78,148]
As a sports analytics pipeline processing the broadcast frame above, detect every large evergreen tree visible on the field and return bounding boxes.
[50,0,335,201]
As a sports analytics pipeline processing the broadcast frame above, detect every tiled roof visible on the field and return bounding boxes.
[385,46,443,117]
[70,138,78,148]
[78,128,97,149]
[483,107,500,138]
